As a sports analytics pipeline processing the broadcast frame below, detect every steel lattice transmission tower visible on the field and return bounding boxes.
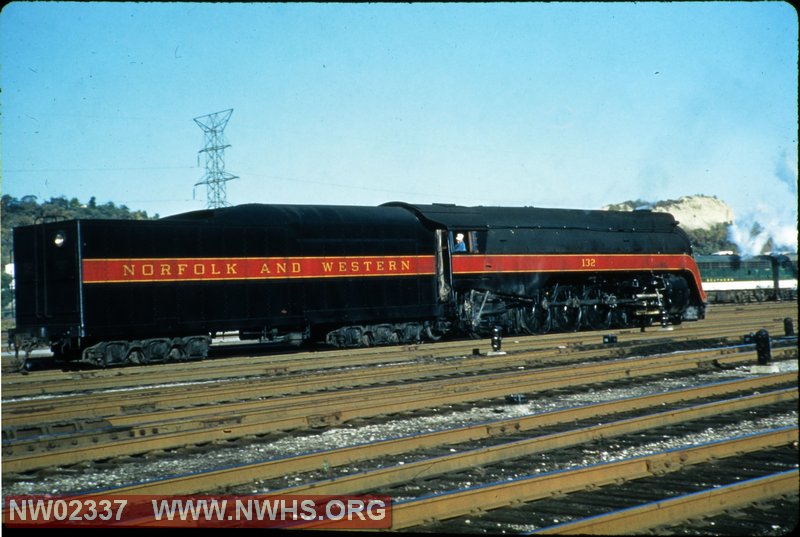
[193,108,238,209]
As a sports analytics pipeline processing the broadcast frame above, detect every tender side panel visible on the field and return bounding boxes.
[80,254,437,335]
[76,206,440,341]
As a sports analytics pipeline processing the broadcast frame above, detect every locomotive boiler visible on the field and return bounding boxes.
[10,202,706,367]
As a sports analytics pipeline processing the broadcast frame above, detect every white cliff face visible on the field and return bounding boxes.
[653,196,735,230]
[603,195,734,230]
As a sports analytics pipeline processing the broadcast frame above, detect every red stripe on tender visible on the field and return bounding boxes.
[82,256,436,284]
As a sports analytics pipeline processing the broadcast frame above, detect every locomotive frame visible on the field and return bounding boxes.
[10,202,707,367]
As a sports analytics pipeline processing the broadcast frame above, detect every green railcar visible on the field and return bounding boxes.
[696,254,798,302]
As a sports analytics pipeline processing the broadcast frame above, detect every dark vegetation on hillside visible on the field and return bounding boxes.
[685,223,739,255]
[1,195,157,316]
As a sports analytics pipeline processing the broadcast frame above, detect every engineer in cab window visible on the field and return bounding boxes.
[453,233,467,252]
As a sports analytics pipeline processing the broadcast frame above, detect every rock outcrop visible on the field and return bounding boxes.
[603,195,734,230]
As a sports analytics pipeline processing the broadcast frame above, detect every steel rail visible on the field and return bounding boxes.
[0,337,709,426]
[9,332,795,429]
[0,348,440,398]
[3,320,792,402]
[385,427,799,530]
[0,313,782,392]
[1,348,790,472]
[262,387,799,496]
[2,301,795,396]
[533,470,799,535]
[2,331,528,391]
[4,323,795,405]
[1,343,764,441]
[56,346,800,429]
[7,324,797,433]
[43,373,800,496]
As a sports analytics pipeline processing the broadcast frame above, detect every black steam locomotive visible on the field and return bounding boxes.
[11,202,706,367]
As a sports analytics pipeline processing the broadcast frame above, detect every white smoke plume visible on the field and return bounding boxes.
[728,149,798,257]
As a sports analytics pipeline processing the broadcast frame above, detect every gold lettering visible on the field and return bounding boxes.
[194,263,205,275]
[226,263,237,275]
[142,264,154,276]
[123,264,135,277]
[351,261,360,272]
[339,261,347,272]
[260,263,271,274]
[292,262,301,273]
[322,262,333,272]
[376,261,385,271]
[401,260,411,271]
[178,264,188,275]
[364,261,373,271]
[277,262,287,273]
[160,264,171,276]
[389,261,397,271]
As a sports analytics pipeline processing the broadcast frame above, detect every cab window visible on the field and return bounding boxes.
[451,231,481,253]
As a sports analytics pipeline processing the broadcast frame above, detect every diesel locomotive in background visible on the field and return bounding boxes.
[10,202,707,367]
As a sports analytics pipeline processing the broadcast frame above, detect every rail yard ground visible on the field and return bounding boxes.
[2,301,798,533]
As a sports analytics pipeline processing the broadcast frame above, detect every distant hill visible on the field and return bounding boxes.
[603,195,734,231]
[602,195,739,255]
[1,195,158,317]
[1,194,156,265]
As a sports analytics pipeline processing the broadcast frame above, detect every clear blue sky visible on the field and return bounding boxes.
[1,2,797,251]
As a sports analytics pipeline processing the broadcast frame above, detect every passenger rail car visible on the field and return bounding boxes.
[11,203,706,367]
[696,253,798,303]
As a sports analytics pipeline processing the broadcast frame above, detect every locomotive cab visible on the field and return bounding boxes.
[388,202,707,336]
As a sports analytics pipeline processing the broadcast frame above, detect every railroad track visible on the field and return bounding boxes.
[105,374,795,497]
[3,302,794,436]
[6,366,795,532]
[5,327,793,426]
[4,343,796,473]
[397,429,798,533]
[2,301,798,533]
[2,301,795,396]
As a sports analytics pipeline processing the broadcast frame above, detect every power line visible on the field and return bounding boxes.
[236,170,521,206]
[4,166,195,173]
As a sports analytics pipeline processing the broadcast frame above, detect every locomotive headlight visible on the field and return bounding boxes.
[54,232,66,247]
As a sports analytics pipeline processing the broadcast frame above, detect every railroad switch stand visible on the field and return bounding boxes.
[491,326,502,352]
[784,317,795,336]
[754,329,772,365]
[488,326,506,356]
